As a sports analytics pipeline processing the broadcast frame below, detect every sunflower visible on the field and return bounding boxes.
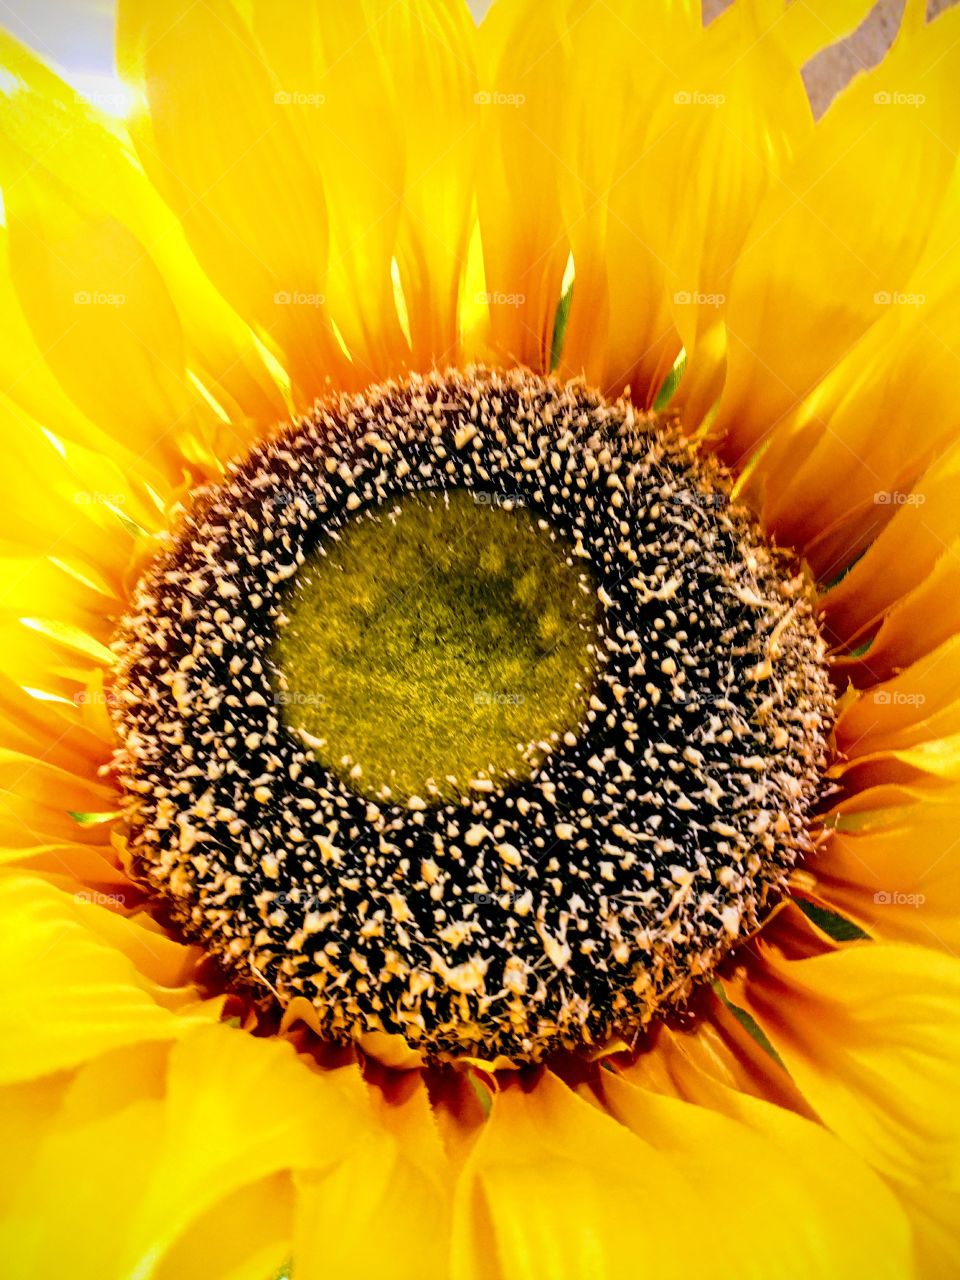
[1,0,959,1276]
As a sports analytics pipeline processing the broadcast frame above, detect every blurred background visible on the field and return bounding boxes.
[0,0,957,118]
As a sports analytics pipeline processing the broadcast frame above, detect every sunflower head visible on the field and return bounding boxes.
[108,366,833,1062]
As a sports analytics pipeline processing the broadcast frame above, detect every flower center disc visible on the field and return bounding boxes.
[272,490,599,803]
[113,367,834,1064]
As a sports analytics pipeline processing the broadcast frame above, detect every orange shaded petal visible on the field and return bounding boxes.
[620,984,813,1116]
[805,793,960,953]
[724,938,960,1189]
[834,636,960,760]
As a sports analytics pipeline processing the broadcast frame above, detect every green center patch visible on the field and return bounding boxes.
[272,489,600,801]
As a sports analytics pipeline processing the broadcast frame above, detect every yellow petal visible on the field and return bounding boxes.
[0,874,214,1084]
[475,0,570,372]
[0,619,122,774]
[251,0,409,382]
[118,0,350,404]
[724,940,960,1189]
[597,1066,912,1279]
[555,0,698,403]
[0,1067,166,1279]
[834,636,960,760]
[121,1023,368,1278]
[714,5,960,464]
[4,165,204,475]
[452,1069,705,1280]
[0,405,162,589]
[620,983,812,1116]
[890,1178,960,1280]
[0,747,116,847]
[820,443,960,644]
[756,148,960,572]
[0,551,118,642]
[0,240,118,465]
[0,666,114,776]
[1,1026,366,1280]
[0,840,129,899]
[640,0,817,423]
[0,30,286,440]
[154,1173,293,1280]
[294,1072,451,1280]
[0,1071,70,1209]
[370,0,480,367]
[832,553,960,685]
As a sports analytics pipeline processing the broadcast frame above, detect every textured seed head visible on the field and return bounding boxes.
[111,367,834,1063]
